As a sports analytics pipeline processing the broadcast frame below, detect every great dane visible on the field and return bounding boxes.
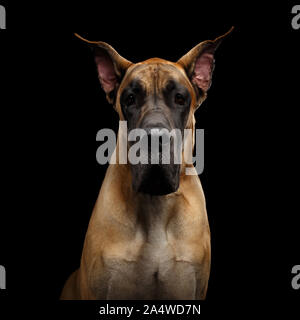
[61,29,233,300]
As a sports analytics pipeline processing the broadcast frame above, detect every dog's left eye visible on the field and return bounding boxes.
[175,93,185,105]
[126,94,136,106]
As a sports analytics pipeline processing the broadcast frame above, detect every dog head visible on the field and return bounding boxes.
[76,29,233,195]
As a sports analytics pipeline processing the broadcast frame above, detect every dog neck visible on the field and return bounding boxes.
[100,160,199,234]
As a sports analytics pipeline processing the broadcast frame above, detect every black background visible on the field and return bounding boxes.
[0,1,299,318]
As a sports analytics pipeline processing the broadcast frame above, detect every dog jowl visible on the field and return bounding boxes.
[76,30,233,196]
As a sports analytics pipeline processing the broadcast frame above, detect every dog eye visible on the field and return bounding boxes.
[175,93,185,105]
[126,94,136,106]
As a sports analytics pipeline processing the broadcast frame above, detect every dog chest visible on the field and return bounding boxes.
[88,192,209,300]
[102,236,199,300]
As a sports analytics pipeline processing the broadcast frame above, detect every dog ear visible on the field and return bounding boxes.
[177,27,234,94]
[75,34,132,103]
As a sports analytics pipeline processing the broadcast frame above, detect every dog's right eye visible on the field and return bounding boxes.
[126,94,136,106]
[175,93,186,106]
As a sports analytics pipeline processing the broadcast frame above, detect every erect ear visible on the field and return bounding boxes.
[75,34,133,103]
[177,27,234,94]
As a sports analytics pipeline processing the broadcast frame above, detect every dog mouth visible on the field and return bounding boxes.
[131,163,180,196]
[127,125,182,196]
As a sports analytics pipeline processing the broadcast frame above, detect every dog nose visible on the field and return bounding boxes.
[149,128,171,146]
[143,128,172,149]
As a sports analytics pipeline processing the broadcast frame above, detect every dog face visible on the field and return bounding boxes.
[76,30,233,195]
[118,61,194,195]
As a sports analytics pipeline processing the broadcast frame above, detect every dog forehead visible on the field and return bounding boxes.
[121,59,189,91]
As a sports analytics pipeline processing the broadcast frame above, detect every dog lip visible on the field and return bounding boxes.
[133,164,180,196]
[137,182,178,196]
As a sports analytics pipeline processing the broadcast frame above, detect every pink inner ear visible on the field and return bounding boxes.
[95,53,117,93]
[192,53,214,92]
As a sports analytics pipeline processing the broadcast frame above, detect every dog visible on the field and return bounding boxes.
[61,29,233,300]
